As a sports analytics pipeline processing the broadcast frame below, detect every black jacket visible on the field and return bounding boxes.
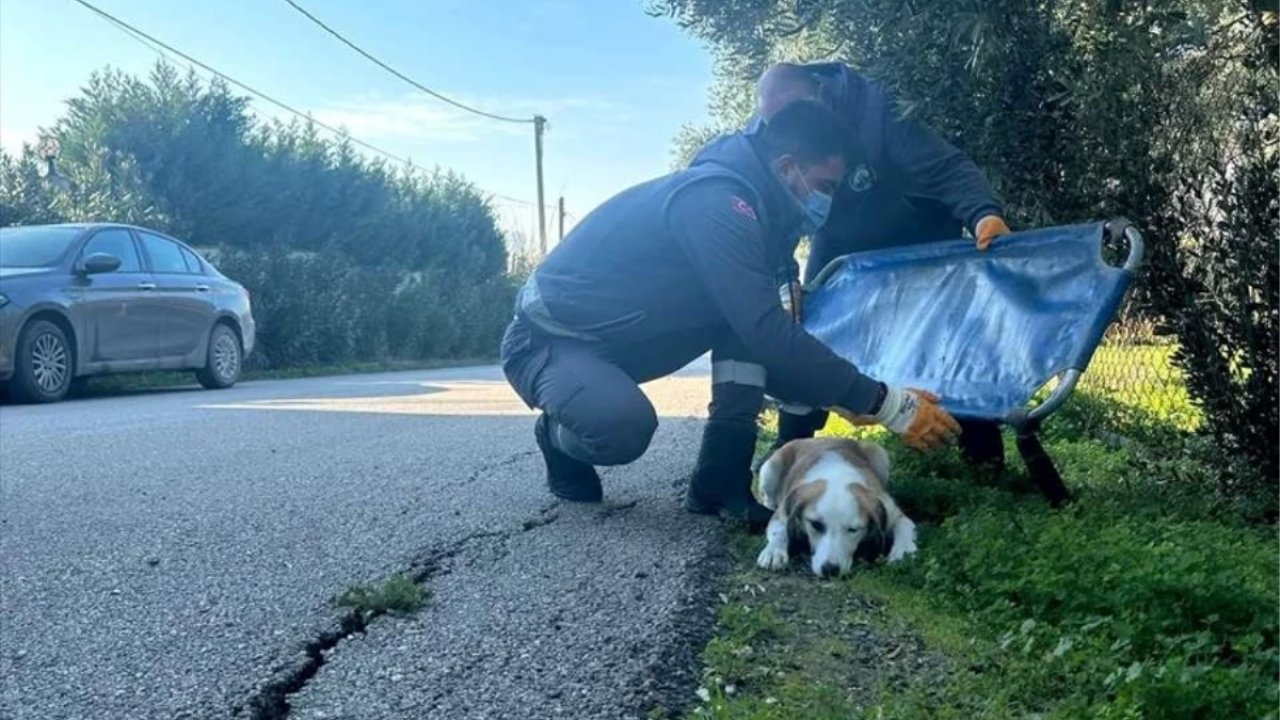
[747,62,1003,257]
[518,132,883,413]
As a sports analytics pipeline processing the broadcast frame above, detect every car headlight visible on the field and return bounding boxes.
[0,293,9,308]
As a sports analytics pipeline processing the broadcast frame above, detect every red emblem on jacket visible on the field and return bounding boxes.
[730,195,757,221]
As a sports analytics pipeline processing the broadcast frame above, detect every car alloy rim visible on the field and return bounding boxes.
[213,333,239,380]
[32,333,68,393]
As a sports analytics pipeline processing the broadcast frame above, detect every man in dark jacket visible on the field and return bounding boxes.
[500,100,961,529]
[751,62,1011,468]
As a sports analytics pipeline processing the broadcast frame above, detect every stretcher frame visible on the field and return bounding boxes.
[798,218,1145,507]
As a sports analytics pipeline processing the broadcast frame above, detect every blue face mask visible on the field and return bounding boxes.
[791,170,833,234]
[801,187,833,233]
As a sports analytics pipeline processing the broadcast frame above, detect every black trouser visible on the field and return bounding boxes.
[501,315,791,467]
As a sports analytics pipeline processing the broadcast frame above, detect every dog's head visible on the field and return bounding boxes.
[781,440,891,577]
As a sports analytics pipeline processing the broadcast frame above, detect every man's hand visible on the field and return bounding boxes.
[974,215,1011,251]
[830,387,961,451]
[779,281,804,321]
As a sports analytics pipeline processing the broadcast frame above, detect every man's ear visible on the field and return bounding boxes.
[772,154,798,179]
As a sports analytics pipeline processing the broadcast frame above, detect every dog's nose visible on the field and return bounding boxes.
[820,562,840,578]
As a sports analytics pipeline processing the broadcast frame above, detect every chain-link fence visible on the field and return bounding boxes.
[1066,302,1201,442]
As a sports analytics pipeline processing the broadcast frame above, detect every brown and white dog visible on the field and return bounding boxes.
[756,437,917,577]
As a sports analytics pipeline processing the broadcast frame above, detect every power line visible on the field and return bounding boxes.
[69,0,423,168]
[281,0,534,125]
[66,0,541,209]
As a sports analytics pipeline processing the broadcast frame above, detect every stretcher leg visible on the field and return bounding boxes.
[1014,422,1072,508]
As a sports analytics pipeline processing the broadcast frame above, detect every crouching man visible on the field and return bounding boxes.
[499,100,960,531]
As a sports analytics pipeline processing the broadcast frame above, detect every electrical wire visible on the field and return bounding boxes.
[66,0,541,208]
[281,0,535,124]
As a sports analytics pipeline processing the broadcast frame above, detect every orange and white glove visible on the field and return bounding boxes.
[974,215,1011,251]
[831,387,961,451]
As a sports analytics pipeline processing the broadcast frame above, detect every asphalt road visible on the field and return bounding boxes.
[0,361,730,720]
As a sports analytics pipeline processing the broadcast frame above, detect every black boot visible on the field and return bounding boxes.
[534,413,603,502]
[684,421,773,533]
[768,408,828,455]
[958,418,1006,471]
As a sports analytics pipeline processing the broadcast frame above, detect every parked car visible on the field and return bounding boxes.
[0,223,255,403]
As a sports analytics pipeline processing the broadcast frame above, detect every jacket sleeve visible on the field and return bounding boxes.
[667,180,884,413]
[880,102,1004,232]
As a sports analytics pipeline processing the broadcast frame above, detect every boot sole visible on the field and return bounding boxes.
[684,497,769,534]
[550,488,603,503]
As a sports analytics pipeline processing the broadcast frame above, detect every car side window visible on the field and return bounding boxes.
[179,246,204,275]
[140,232,189,274]
[80,229,142,273]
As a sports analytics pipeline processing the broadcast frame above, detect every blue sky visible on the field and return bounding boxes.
[0,0,718,251]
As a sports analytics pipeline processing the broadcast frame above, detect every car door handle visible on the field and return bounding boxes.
[195,284,210,292]
[137,282,156,291]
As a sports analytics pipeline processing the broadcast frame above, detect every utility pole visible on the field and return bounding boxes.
[534,115,548,257]
[558,196,565,243]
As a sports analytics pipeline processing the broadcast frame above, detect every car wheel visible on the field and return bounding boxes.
[196,323,242,390]
[12,319,74,404]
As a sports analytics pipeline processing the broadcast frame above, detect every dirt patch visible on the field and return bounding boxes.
[690,535,947,718]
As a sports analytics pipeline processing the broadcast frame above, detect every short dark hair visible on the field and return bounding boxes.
[756,99,850,166]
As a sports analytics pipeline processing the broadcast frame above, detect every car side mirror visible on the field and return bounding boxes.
[79,253,122,276]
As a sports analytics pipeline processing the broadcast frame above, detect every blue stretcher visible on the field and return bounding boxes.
[799,219,1145,506]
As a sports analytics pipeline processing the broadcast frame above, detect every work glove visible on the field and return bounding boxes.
[830,387,961,451]
[974,215,1011,251]
[779,280,804,321]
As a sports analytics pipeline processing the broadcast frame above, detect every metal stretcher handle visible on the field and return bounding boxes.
[1014,218,1146,427]
[1120,224,1145,273]
[806,219,1145,291]
[807,252,849,291]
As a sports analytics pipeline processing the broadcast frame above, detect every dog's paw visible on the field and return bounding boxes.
[756,544,790,571]
[887,540,918,563]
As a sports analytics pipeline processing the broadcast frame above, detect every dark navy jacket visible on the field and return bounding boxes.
[747,63,1003,261]
[518,133,883,413]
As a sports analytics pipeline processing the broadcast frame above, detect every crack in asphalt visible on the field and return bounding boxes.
[456,450,540,487]
[234,512,558,720]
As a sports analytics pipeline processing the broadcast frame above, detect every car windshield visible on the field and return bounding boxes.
[0,226,82,268]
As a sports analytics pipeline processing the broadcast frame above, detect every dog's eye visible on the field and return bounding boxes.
[847,526,863,534]
[808,519,826,533]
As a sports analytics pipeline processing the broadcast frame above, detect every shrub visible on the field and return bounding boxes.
[212,248,514,370]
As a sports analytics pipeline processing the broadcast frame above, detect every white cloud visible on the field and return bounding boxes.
[0,126,35,154]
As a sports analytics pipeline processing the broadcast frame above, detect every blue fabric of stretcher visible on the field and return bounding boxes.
[800,222,1133,421]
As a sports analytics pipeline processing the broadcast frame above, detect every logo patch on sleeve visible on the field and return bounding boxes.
[730,195,758,221]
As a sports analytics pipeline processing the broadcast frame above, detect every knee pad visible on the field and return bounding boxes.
[555,406,656,467]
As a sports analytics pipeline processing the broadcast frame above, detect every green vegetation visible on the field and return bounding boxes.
[0,63,517,373]
[334,574,428,621]
[688,347,1278,719]
[652,0,1278,511]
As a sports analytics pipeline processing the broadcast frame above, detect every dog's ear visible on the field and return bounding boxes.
[757,442,799,508]
[781,480,825,525]
[854,440,892,483]
[851,485,892,560]
[855,501,894,562]
[850,484,886,531]
[871,499,889,534]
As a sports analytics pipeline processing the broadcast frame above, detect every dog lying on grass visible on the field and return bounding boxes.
[755,437,917,577]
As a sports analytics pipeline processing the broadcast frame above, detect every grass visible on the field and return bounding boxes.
[687,346,1278,720]
[334,574,428,621]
